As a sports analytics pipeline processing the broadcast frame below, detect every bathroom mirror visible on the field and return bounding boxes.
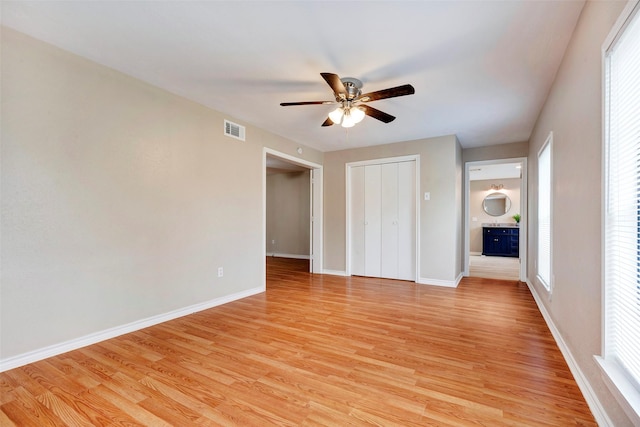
[483,192,511,216]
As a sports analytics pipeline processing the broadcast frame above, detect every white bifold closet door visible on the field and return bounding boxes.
[351,160,415,280]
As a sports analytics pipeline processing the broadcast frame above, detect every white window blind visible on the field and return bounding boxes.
[603,0,640,408]
[537,134,552,291]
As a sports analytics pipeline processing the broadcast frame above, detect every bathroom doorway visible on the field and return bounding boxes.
[464,158,527,281]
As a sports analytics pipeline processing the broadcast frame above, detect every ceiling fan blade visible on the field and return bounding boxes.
[280,101,334,106]
[321,72,347,98]
[360,105,396,123]
[360,84,415,102]
[321,117,334,127]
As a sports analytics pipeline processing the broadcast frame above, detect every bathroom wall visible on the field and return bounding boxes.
[469,178,521,254]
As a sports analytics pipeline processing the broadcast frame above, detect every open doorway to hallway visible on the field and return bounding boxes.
[266,158,311,262]
[263,148,323,288]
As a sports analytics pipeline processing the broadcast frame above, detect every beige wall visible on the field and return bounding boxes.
[469,179,521,253]
[463,141,529,164]
[323,135,463,283]
[266,171,310,256]
[0,28,323,360]
[526,1,631,425]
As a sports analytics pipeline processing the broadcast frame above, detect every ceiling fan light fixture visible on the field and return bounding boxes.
[342,119,355,128]
[351,107,365,124]
[341,109,355,128]
[328,107,344,124]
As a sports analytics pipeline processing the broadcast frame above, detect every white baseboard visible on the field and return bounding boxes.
[470,251,482,256]
[455,272,463,286]
[325,272,464,287]
[417,273,463,288]
[525,280,612,427]
[0,286,264,372]
[267,252,311,260]
[322,269,348,276]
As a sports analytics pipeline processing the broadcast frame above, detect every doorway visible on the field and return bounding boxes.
[263,148,323,288]
[464,158,527,281]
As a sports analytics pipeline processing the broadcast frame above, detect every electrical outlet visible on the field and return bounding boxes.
[217,267,223,278]
[272,239,276,245]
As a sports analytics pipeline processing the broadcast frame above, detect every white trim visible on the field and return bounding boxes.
[536,132,553,294]
[415,156,422,283]
[526,280,613,427]
[0,286,263,373]
[417,273,463,288]
[595,357,640,426]
[345,155,420,281]
[464,157,528,281]
[266,253,310,260]
[264,147,321,170]
[322,269,348,277]
[602,0,640,52]
[311,168,323,274]
[347,155,419,168]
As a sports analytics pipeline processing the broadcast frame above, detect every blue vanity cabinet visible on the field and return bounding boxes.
[482,227,519,257]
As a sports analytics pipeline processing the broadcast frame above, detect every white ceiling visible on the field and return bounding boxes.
[266,155,309,175]
[469,162,522,181]
[1,1,585,152]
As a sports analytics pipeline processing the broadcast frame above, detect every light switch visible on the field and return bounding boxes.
[424,192,430,201]
[472,217,478,222]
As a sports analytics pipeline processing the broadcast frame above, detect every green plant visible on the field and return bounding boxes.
[512,213,521,223]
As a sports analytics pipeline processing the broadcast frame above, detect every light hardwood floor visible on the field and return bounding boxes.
[0,258,594,426]
[469,254,520,281]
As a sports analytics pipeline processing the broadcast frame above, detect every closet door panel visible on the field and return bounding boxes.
[381,163,399,279]
[350,166,366,276]
[364,165,381,277]
[398,161,416,280]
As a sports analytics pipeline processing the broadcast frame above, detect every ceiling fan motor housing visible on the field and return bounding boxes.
[340,77,363,100]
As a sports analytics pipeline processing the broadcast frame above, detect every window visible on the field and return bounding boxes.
[600,1,640,421]
[537,133,552,291]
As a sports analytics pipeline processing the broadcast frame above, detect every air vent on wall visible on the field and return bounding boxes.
[224,119,245,141]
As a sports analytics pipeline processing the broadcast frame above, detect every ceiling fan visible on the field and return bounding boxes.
[280,72,415,128]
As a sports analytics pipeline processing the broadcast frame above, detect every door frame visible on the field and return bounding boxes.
[345,154,420,280]
[263,148,323,286]
[463,157,528,281]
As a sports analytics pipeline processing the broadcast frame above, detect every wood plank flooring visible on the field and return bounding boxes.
[469,255,520,281]
[1,257,595,426]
